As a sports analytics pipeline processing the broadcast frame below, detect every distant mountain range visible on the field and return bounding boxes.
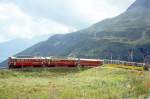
[0,35,50,67]
[0,35,50,62]
[1,0,150,67]
[0,39,35,62]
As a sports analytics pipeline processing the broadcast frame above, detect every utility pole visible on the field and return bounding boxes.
[131,48,134,62]
[110,52,113,64]
[111,53,112,61]
[137,47,150,70]
[128,48,134,62]
[118,55,121,64]
[138,48,146,63]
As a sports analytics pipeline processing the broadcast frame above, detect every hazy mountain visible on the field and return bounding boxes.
[1,0,150,67]
[0,35,50,67]
[0,39,34,62]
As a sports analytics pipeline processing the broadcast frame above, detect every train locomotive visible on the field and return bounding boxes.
[8,56,103,69]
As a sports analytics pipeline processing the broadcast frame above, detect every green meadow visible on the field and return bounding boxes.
[0,65,150,99]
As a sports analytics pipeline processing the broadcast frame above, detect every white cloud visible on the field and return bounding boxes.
[0,3,76,42]
[3,0,135,29]
[0,0,136,43]
[67,0,135,24]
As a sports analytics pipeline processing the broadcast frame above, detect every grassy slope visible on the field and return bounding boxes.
[0,65,149,99]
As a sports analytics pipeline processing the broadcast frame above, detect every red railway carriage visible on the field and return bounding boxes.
[51,60,76,67]
[45,57,76,67]
[8,56,103,68]
[79,59,103,67]
[8,57,45,68]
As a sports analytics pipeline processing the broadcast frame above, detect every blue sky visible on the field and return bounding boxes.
[0,0,135,43]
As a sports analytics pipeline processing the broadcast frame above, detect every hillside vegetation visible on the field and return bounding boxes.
[15,0,150,62]
[0,65,149,99]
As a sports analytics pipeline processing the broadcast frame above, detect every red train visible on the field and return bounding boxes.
[8,56,103,68]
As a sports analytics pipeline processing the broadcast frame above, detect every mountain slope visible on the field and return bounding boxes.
[0,39,38,62]
[0,35,50,62]
[12,0,150,62]
[0,35,50,67]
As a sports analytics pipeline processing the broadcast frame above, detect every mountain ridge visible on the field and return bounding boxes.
[16,0,150,61]
[1,0,150,67]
